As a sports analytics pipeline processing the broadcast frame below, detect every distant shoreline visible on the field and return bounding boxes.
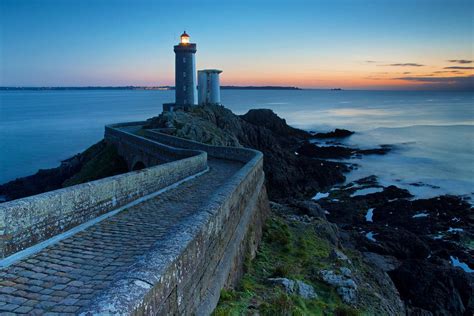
[0,85,302,91]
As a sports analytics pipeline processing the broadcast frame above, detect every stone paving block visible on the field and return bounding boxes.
[50,290,68,297]
[13,305,33,313]
[0,287,17,294]
[26,279,43,287]
[51,284,67,291]
[49,296,63,303]
[67,280,84,287]
[40,289,54,295]
[24,292,41,300]
[24,299,39,307]
[0,294,27,305]
[0,303,19,312]
[62,305,80,312]
[0,280,16,287]
[35,300,56,309]
[59,298,78,306]
[27,285,43,293]
[28,308,45,315]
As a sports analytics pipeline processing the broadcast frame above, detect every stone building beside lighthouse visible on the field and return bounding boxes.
[163,31,222,112]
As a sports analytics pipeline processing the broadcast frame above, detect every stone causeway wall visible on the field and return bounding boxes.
[0,122,269,315]
[83,129,270,315]
[0,125,207,259]
[144,129,257,163]
[105,122,203,169]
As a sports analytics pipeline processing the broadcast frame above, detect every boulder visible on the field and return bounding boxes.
[389,260,474,315]
[319,269,358,304]
[362,252,401,272]
[312,129,354,139]
[329,249,350,262]
[288,199,327,219]
[268,278,317,299]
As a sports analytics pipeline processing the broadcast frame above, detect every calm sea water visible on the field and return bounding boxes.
[1,90,473,199]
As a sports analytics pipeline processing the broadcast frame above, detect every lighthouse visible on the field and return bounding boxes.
[174,31,197,107]
[163,31,222,112]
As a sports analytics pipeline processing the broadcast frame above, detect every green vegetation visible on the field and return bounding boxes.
[213,214,361,316]
[63,143,128,187]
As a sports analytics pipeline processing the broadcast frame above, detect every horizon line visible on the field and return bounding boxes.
[1,85,473,92]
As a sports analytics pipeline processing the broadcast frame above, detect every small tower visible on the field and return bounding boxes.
[174,31,197,107]
[198,69,222,105]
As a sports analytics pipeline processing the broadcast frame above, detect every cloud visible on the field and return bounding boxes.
[365,60,378,63]
[393,75,474,90]
[448,59,472,64]
[383,63,424,67]
[433,70,461,74]
[444,66,474,70]
[403,72,411,74]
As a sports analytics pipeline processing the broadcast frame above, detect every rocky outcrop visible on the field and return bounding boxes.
[145,105,348,200]
[311,128,354,139]
[318,178,474,315]
[297,141,392,159]
[0,141,128,202]
[390,260,474,315]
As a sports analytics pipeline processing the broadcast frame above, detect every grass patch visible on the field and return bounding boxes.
[213,213,361,315]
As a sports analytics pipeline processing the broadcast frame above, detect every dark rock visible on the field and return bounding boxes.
[297,142,392,160]
[354,175,378,186]
[351,185,413,201]
[0,141,128,202]
[359,227,431,259]
[312,129,354,139]
[330,249,350,262]
[287,199,327,219]
[357,144,392,156]
[313,219,341,246]
[362,252,401,272]
[297,142,354,159]
[240,109,309,139]
[389,260,474,315]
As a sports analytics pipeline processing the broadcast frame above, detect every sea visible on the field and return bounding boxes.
[1,89,473,201]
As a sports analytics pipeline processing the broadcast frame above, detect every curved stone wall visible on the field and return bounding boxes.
[145,129,258,162]
[83,128,269,315]
[0,126,207,259]
[105,122,202,169]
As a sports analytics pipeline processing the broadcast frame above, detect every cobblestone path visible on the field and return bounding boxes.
[0,159,242,315]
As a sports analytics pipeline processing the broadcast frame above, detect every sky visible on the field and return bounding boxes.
[0,0,473,90]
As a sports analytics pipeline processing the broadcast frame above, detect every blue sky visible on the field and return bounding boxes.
[1,0,473,89]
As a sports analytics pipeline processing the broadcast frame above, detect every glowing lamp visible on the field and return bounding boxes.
[180,31,190,44]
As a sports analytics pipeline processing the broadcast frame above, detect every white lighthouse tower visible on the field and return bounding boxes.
[198,69,222,105]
